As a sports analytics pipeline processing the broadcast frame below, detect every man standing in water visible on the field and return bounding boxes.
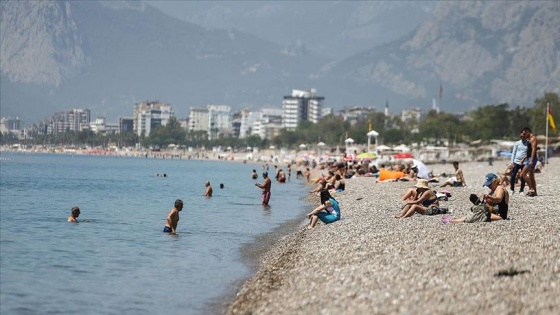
[204,181,213,197]
[255,171,272,206]
[163,199,183,234]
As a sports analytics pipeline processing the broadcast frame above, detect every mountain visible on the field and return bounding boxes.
[145,1,437,60]
[1,1,559,124]
[320,1,560,111]
[0,0,330,122]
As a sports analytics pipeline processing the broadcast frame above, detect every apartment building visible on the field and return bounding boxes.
[133,101,174,137]
[282,89,324,130]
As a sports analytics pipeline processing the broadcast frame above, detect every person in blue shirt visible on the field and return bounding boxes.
[508,131,527,193]
[306,189,341,229]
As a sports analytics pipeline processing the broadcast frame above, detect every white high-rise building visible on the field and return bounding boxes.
[133,101,174,137]
[188,105,231,140]
[249,108,282,139]
[282,89,324,130]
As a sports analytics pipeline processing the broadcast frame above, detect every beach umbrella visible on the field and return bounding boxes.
[395,152,414,159]
[357,152,377,160]
[393,144,410,152]
[299,143,307,149]
[377,145,391,151]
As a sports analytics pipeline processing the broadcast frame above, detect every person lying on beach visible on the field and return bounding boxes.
[67,206,80,222]
[395,179,439,218]
[306,189,341,229]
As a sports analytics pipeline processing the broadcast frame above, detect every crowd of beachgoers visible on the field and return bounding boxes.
[225,153,558,314]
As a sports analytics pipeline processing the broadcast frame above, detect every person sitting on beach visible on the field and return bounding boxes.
[443,173,509,224]
[306,189,341,229]
[251,169,258,179]
[310,178,327,194]
[204,181,213,197]
[67,206,80,223]
[395,179,439,218]
[163,199,183,234]
[330,174,345,192]
[440,161,466,187]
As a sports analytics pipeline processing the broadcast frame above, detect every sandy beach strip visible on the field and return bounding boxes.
[227,158,560,314]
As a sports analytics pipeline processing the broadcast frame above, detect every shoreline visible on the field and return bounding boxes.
[206,176,316,315]
[226,159,560,314]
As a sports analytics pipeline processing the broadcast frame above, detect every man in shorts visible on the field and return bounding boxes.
[255,171,272,206]
[519,127,538,196]
[163,199,183,234]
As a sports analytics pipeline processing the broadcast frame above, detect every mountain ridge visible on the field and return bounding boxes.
[1,0,558,123]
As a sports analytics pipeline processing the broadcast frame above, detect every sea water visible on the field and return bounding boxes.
[0,152,308,315]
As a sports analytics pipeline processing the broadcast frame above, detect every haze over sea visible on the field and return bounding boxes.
[0,152,308,315]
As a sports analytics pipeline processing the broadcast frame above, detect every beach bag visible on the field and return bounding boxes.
[464,204,490,223]
[426,206,448,215]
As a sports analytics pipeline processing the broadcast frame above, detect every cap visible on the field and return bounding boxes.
[263,171,268,177]
[483,173,497,187]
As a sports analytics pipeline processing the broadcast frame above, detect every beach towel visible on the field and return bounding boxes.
[378,169,405,181]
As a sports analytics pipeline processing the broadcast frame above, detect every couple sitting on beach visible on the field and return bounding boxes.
[396,173,509,223]
[395,179,448,218]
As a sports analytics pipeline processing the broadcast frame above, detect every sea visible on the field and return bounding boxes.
[0,152,309,315]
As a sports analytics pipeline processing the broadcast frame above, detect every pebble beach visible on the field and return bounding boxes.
[227,158,560,314]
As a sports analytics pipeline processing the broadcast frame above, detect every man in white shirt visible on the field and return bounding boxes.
[508,131,527,193]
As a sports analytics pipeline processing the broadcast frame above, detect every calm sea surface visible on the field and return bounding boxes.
[0,152,308,315]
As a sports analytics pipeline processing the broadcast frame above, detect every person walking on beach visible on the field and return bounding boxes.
[306,189,341,229]
[67,206,80,223]
[509,131,527,194]
[519,127,538,196]
[163,199,183,234]
[204,181,213,197]
[255,172,272,206]
[440,161,466,187]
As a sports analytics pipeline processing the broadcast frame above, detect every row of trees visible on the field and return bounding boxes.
[2,93,558,149]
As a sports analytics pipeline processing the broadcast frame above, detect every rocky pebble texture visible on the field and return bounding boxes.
[227,158,559,314]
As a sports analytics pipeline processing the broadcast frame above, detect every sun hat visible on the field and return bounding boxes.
[483,173,497,187]
[415,179,429,189]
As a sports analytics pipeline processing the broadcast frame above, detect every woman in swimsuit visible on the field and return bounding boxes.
[306,189,341,229]
[395,179,439,218]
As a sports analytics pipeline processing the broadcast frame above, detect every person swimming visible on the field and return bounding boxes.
[67,206,80,222]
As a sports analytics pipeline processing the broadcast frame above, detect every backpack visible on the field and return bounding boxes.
[464,204,491,223]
